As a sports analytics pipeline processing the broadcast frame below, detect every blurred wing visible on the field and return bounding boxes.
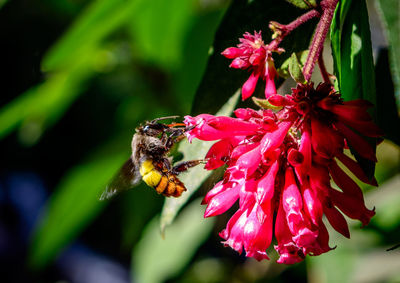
[99,157,141,200]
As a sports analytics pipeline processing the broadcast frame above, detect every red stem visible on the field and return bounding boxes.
[303,0,339,82]
[318,50,331,83]
[268,9,320,50]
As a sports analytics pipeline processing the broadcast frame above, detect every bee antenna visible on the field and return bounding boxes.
[152,115,180,122]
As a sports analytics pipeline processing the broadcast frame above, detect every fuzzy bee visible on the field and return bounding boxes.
[99,116,202,200]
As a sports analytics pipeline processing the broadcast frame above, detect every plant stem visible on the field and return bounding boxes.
[303,0,338,82]
[268,9,320,50]
[318,50,331,83]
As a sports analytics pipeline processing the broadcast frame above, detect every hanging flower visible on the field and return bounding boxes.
[184,82,381,264]
[221,31,282,100]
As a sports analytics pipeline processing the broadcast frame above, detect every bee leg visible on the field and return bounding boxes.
[163,124,195,150]
[171,160,205,175]
[162,131,186,151]
[161,158,172,172]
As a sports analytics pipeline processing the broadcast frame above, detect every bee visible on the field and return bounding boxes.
[99,116,202,200]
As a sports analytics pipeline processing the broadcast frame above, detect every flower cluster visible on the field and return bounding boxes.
[185,82,382,264]
[222,31,282,100]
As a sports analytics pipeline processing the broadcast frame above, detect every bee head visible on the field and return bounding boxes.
[137,122,166,137]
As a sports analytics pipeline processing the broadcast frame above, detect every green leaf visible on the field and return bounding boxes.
[191,0,317,115]
[375,49,400,146]
[308,174,400,283]
[0,54,92,143]
[128,0,196,70]
[0,0,144,142]
[173,9,227,113]
[252,97,283,110]
[133,198,215,283]
[277,50,308,79]
[330,0,377,179]
[369,174,400,230]
[28,152,127,269]
[376,0,400,104]
[288,52,306,83]
[331,0,376,103]
[43,0,140,71]
[285,0,317,9]
[0,0,8,10]
[159,90,240,232]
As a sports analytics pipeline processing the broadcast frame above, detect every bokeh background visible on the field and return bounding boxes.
[0,0,399,282]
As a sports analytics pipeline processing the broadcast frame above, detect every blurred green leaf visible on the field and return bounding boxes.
[308,174,400,283]
[0,0,146,142]
[330,0,377,180]
[160,90,240,232]
[43,0,140,71]
[369,174,400,229]
[277,50,308,79]
[0,53,92,142]
[129,0,195,70]
[375,49,400,146]
[0,0,144,142]
[132,198,215,283]
[307,228,383,283]
[288,52,306,83]
[285,0,317,9]
[331,0,376,104]
[191,0,317,115]
[376,0,400,104]
[29,152,127,269]
[173,9,226,113]
[0,0,8,9]
[252,96,283,111]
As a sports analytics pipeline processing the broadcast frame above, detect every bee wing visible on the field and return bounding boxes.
[99,157,141,200]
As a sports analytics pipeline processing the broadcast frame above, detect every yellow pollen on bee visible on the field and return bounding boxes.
[140,160,162,187]
[139,159,154,176]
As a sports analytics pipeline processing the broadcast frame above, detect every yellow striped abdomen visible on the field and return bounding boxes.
[139,159,187,197]
[140,159,162,187]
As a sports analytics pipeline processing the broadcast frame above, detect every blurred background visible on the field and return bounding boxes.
[0,0,399,282]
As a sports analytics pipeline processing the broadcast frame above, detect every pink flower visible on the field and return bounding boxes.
[222,31,280,100]
[184,83,382,264]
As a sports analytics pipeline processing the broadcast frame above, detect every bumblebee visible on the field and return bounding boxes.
[100,116,202,200]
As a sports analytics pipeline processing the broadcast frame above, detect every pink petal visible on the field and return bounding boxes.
[205,139,235,170]
[329,160,365,198]
[204,182,240,217]
[208,116,260,133]
[242,72,260,100]
[260,120,293,159]
[311,118,343,159]
[234,108,262,120]
[324,203,350,238]
[318,98,372,121]
[301,182,323,226]
[287,148,304,167]
[335,152,378,186]
[249,47,266,65]
[235,144,262,177]
[264,61,277,98]
[275,203,305,264]
[243,204,273,261]
[257,160,279,206]
[230,142,259,160]
[282,168,305,235]
[334,121,377,162]
[221,47,243,59]
[202,181,225,205]
[230,57,250,69]
[220,208,249,254]
[268,94,293,106]
[330,188,375,226]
